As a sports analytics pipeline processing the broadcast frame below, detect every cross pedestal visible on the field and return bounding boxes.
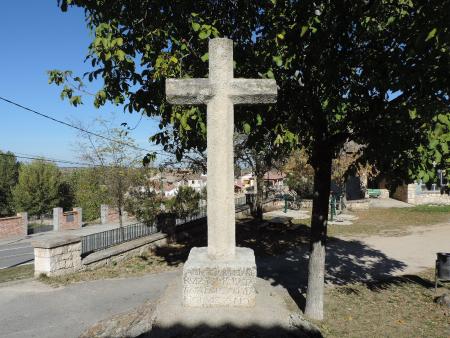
[166,38,277,306]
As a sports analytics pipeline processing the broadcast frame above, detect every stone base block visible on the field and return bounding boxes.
[182,247,256,307]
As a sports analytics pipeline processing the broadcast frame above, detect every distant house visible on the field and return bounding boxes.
[236,170,286,194]
[162,183,178,198]
[263,170,286,192]
[234,180,244,194]
[148,169,207,198]
[180,174,207,193]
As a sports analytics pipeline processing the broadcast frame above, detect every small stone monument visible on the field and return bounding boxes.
[166,38,277,306]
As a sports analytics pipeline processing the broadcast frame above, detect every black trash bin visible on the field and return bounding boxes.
[437,253,450,280]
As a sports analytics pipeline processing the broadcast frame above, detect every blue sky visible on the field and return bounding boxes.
[0,1,161,165]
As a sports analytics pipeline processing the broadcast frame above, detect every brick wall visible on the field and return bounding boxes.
[0,213,27,239]
[53,207,82,231]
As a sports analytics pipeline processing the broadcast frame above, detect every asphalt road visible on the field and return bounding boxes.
[0,222,130,269]
[0,239,34,269]
[0,270,178,338]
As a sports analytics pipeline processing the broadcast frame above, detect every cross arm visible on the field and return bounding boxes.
[229,79,277,104]
[165,79,212,105]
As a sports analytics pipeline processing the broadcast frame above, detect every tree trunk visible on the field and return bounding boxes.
[304,150,332,320]
[118,206,123,227]
[255,172,264,221]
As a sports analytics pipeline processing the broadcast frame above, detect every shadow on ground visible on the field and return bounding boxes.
[139,324,322,338]
[152,217,407,313]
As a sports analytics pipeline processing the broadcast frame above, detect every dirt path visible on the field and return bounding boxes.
[344,222,450,275]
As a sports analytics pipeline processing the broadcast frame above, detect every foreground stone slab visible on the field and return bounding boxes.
[183,247,256,307]
[150,276,322,338]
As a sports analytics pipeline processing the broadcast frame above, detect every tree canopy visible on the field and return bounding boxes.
[0,151,20,216]
[13,160,62,216]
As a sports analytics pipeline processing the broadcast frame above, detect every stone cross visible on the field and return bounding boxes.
[166,38,277,259]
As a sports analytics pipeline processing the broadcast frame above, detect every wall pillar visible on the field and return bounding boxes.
[74,207,83,228]
[407,183,417,205]
[53,207,62,231]
[19,212,28,235]
[32,235,82,277]
[100,204,108,224]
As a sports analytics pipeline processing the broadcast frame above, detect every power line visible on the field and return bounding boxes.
[0,152,94,167]
[0,96,171,157]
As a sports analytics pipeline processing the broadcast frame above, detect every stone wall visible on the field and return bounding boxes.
[32,236,82,277]
[53,207,82,231]
[346,199,370,210]
[393,183,450,205]
[415,192,450,205]
[379,189,390,199]
[0,213,27,239]
[100,204,127,225]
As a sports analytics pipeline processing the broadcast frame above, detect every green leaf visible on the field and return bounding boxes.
[437,113,449,125]
[300,26,308,37]
[200,52,209,62]
[256,114,262,126]
[115,50,126,61]
[243,123,251,134]
[266,69,274,79]
[199,30,211,39]
[425,28,437,41]
[192,22,200,32]
[272,55,283,67]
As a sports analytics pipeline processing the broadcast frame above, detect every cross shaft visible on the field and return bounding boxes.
[166,38,277,259]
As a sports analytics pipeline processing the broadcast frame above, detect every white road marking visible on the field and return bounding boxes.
[0,246,31,252]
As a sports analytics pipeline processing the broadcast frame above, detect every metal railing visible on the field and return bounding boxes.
[175,207,207,226]
[235,195,247,207]
[81,196,280,256]
[27,223,53,235]
[82,222,158,255]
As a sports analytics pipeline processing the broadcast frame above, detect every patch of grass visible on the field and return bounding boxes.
[408,205,450,213]
[316,269,450,338]
[325,207,450,237]
[38,245,185,287]
[0,264,34,283]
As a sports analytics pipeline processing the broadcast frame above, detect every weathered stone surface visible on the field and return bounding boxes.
[32,235,81,249]
[79,299,157,338]
[183,247,256,307]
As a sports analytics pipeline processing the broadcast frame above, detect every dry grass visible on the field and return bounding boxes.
[0,264,34,283]
[316,269,450,338]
